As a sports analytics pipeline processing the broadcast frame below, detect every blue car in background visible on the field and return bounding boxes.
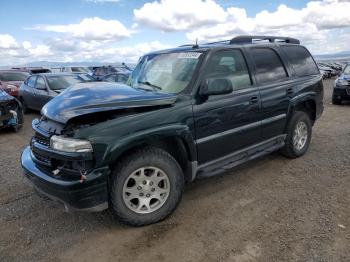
[333,63,350,104]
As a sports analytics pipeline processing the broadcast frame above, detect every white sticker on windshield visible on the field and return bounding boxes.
[177,52,202,59]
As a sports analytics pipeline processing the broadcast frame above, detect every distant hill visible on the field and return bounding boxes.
[23,61,136,68]
[314,50,350,61]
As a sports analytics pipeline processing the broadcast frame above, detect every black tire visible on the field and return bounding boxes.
[332,95,342,105]
[19,97,29,114]
[280,111,312,158]
[109,147,184,226]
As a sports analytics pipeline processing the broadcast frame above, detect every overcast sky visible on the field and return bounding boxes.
[0,0,349,65]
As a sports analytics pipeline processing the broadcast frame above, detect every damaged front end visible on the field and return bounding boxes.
[21,82,177,212]
[22,117,110,212]
[0,91,23,131]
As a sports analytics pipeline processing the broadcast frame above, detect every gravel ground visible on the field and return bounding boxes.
[0,79,349,262]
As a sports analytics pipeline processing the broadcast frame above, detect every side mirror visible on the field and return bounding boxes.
[200,78,233,96]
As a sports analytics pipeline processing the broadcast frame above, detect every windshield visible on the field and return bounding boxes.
[128,51,203,93]
[344,65,350,74]
[47,75,86,90]
[0,72,29,81]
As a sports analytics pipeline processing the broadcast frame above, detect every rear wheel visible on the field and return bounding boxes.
[19,97,29,113]
[332,95,342,105]
[280,111,312,158]
[109,147,184,226]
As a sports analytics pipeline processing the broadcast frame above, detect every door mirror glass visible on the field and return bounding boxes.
[200,78,233,96]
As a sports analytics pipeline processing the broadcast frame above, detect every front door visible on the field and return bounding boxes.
[193,49,262,165]
[33,76,51,110]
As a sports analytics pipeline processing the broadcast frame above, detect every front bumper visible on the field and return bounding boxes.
[21,146,110,211]
[333,87,350,100]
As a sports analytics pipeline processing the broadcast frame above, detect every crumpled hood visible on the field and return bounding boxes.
[2,81,22,88]
[42,82,177,124]
[0,90,15,102]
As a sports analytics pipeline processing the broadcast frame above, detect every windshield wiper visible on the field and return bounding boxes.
[138,81,162,90]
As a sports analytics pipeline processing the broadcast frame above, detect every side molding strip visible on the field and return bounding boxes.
[196,114,286,144]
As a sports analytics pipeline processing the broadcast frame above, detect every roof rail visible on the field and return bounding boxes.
[230,35,300,45]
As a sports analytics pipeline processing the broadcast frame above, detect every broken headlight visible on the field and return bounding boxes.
[50,135,93,153]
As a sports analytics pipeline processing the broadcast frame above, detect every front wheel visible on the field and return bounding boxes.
[280,111,312,158]
[332,95,342,105]
[109,147,184,226]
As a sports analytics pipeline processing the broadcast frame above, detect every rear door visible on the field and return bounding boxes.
[247,47,294,140]
[193,48,262,165]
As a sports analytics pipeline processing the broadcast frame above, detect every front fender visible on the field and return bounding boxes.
[100,124,197,166]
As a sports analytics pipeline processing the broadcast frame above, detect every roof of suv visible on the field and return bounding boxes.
[146,35,301,55]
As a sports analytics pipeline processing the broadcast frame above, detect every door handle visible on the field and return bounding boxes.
[286,88,294,96]
[249,96,259,104]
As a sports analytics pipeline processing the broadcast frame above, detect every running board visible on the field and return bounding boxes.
[197,135,286,178]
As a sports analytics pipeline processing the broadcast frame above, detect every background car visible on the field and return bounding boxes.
[0,70,30,97]
[332,63,350,104]
[19,73,91,112]
[53,66,92,74]
[12,67,52,74]
[0,90,23,132]
[92,65,132,81]
[100,72,130,83]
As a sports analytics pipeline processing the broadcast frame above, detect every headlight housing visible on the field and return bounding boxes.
[336,79,348,86]
[50,135,93,153]
[6,84,18,92]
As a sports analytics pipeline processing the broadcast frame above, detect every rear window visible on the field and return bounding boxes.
[47,75,86,90]
[251,48,287,84]
[281,46,319,76]
[0,72,29,81]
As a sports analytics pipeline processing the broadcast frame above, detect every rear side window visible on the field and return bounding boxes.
[251,48,287,84]
[281,46,319,76]
[205,49,252,90]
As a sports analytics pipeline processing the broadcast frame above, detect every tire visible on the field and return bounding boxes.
[280,111,312,158]
[109,147,184,226]
[19,97,29,114]
[332,95,342,105]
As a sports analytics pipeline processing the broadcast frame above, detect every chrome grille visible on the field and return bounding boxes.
[34,132,50,147]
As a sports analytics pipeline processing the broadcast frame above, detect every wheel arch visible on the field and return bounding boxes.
[287,93,317,127]
[106,125,197,182]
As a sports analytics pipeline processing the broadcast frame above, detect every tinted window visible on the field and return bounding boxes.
[251,48,287,83]
[205,49,251,90]
[281,46,319,76]
[0,72,29,81]
[35,77,46,89]
[27,76,37,87]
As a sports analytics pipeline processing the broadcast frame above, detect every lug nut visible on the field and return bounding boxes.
[143,181,147,185]
[149,181,153,186]
[146,194,150,197]
[137,186,142,190]
[151,188,155,192]
[139,193,144,197]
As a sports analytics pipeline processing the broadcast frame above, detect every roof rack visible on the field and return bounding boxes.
[229,35,300,45]
[178,35,300,48]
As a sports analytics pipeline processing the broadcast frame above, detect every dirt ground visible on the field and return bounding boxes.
[0,79,349,262]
